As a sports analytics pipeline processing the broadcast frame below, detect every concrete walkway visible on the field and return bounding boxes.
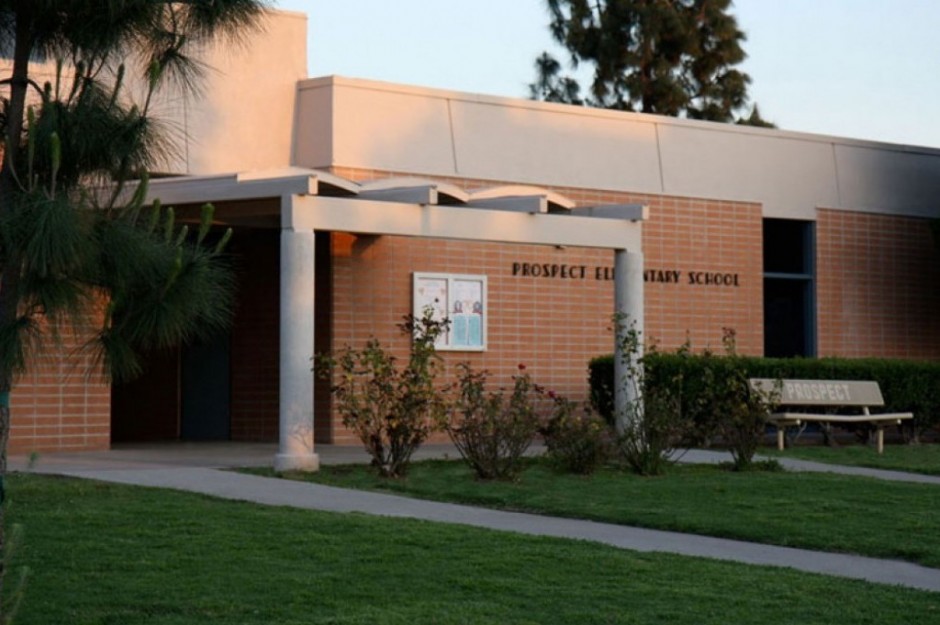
[12,443,940,593]
[682,448,940,485]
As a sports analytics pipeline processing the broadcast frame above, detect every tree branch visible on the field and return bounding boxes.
[0,78,45,100]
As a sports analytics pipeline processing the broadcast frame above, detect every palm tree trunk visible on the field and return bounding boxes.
[0,7,35,618]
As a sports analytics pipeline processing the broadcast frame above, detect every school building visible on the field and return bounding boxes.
[10,10,940,468]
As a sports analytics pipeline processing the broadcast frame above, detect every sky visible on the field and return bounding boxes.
[276,1,940,149]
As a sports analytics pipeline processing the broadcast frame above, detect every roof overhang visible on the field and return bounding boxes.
[132,168,645,251]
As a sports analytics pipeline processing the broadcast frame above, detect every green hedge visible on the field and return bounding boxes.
[589,353,940,436]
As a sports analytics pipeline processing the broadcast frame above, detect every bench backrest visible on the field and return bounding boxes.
[749,379,885,407]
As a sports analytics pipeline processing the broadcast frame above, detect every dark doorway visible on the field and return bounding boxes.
[112,335,232,442]
[764,279,812,357]
[180,333,231,440]
[111,347,180,442]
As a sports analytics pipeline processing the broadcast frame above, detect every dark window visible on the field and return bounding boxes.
[763,219,815,357]
[764,219,812,274]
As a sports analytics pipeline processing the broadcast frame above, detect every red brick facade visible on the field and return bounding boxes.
[8,172,939,452]
[9,314,110,454]
[321,167,764,443]
[817,209,940,359]
[332,167,765,355]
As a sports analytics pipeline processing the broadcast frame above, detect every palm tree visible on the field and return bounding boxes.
[0,1,268,616]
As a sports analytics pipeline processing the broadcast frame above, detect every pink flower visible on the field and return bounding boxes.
[517,363,526,371]
[547,390,556,399]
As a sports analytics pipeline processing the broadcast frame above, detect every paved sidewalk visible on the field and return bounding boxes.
[681,448,940,485]
[13,443,940,593]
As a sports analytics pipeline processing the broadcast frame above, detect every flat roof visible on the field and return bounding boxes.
[293,75,940,220]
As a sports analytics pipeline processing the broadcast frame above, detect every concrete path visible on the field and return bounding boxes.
[681,448,940,485]
[13,443,940,593]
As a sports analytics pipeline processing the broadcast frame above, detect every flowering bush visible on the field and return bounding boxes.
[614,315,689,476]
[541,393,612,475]
[316,312,447,478]
[708,328,778,470]
[445,363,544,480]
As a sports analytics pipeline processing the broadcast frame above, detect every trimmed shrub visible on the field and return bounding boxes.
[590,352,940,443]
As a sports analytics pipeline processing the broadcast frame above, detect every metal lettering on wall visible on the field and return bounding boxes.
[510,263,739,287]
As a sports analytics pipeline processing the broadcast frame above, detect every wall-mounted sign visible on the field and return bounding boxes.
[510,262,739,287]
[413,273,487,351]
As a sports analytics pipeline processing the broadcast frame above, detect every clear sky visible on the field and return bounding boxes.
[276,1,940,149]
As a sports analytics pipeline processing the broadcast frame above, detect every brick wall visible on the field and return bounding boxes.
[639,195,763,354]
[9,314,110,454]
[23,177,940,451]
[327,232,614,445]
[817,209,940,359]
[331,167,764,354]
[324,167,763,443]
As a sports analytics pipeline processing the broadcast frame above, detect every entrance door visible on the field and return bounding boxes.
[111,347,180,442]
[180,333,231,440]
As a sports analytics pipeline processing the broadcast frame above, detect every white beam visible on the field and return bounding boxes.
[577,204,649,222]
[359,185,440,205]
[284,195,643,251]
[121,171,361,207]
[470,185,576,211]
[112,174,316,206]
[360,178,469,204]
[465,196,549,213]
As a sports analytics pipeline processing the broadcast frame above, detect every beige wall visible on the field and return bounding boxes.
[1,9,307,176]
[155,10,307,175]
[296,76,940,221]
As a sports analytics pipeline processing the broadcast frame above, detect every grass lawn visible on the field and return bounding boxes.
[768,443,940,476]
[260,458,940,568]
[6,473,940,624]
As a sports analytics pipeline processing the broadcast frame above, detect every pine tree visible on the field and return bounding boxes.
[531,0,774,126]
[685,0,749,122]
[529,52,584,104]
[0,1,268,617]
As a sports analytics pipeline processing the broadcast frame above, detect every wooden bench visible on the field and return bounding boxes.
[749,379,913,454]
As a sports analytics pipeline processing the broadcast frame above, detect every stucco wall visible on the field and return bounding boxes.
[297,76,940,221]
[159,10,307,175]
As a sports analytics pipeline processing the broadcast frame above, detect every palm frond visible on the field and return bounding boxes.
[0,314,41,380]
[1,0,262,386]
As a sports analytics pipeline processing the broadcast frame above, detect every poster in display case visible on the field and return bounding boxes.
[413,273,487,351]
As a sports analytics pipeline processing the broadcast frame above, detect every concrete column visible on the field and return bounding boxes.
[275,227,320,471]
[613,250,644,434]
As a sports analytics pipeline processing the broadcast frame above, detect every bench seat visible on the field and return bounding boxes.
[768,413,913,425]
[750,379,914,453]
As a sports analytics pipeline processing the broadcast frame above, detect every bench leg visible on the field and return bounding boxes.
[777,427,785,451]
[876,427,884,454]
